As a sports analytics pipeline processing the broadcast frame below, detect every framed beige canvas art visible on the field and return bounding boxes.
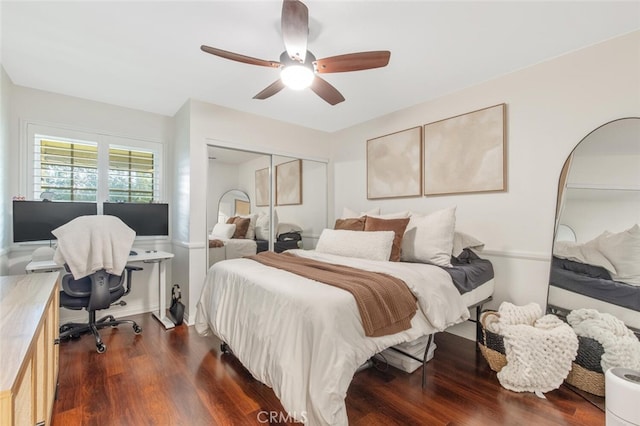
[235,199,250,215]
[255,167,269,207]
[366,126,422,199]
[424,103,506,195]
[276,159,302,206]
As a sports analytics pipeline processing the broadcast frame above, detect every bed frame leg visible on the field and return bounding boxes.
[421,334,434,388]
[475,305,483,352]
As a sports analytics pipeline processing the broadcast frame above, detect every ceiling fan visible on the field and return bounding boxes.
[200,0,390,105]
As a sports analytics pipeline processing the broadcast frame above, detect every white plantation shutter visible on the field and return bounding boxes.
[34,138,99,201]
[29,125,163,204]
[108,146,157,202]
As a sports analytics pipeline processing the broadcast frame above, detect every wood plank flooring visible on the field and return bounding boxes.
[52,313,605,425]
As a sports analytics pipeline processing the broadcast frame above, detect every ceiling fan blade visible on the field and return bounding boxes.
[315,51,391,73]
[281,0,309,63]
[310,77,345,105]
[253,80,286,100]
[201,45,280,68]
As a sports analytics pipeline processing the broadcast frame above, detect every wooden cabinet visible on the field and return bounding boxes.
[0,272,59,426]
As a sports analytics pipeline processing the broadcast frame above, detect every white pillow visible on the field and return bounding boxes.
[239,213,258,240]
[315,229,394,261]
[342,206,380,219]
[596,224,640,285]
[210,223,236,239]
[553,240,617,275]
[452,231,485,257]
[254,210,279,240]
[401,206,457,266]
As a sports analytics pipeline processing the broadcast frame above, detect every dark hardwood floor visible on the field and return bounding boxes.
[52,313,605,425]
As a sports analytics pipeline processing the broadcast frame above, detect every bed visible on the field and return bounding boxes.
[208,237,259,265]
[208,217,303,266]
[548,225,640,332]
[196,222,494,426]
[548,256,640,331]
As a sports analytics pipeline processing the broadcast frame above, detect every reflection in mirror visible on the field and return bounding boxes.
[547,117,640,334]
[555,224,576,243]
[207,146,271,267]
[273,155,327,251]
[207,146,328,270]
[218,189,250,223]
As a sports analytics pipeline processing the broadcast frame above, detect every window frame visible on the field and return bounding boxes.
[26,123,165,207]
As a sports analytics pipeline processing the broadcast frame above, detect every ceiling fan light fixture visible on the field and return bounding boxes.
[281,65,314,90]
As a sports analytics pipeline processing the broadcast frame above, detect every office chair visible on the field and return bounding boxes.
[59,265,143,353]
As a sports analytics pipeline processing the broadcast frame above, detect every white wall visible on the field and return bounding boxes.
[0,67,12,274]
[562,153,640,242]
[330,31,640,338]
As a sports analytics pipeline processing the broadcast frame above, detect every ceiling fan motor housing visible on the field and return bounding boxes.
[280,50,316,71]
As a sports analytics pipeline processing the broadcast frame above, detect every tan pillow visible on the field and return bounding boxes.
[227,216,250,239]
[364,216,410,262]
[334,217,366,231]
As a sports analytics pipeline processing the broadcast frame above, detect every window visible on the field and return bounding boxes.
[36,139,98,201]
[28,124,163,204]
[108,147,156,203]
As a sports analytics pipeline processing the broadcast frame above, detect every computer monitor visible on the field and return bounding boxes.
[103,202,169,236]
[12,200,98,242]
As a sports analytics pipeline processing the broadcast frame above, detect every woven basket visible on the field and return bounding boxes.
[478,311,507,372]
[564,336,605,396]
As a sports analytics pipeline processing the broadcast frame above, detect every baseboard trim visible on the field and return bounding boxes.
[59,303,159,324]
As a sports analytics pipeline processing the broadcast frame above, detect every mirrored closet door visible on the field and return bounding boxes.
[206,146,327,270]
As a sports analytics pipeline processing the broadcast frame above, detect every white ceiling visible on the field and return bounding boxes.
[2,1,639,133]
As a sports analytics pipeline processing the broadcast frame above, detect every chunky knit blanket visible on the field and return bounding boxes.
[489,302,578,394]
[567,308,640,371]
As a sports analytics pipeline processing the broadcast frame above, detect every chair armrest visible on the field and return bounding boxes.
[123,265,143,296]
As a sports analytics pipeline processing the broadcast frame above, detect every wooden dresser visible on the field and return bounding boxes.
[0,272,60,426]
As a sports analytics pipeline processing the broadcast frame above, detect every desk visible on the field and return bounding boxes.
[25,250,176,330]
[0,272,59,425]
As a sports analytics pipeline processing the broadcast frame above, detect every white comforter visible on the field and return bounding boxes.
[195,249,469,426]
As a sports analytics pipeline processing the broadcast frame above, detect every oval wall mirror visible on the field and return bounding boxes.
[547,117,640,333]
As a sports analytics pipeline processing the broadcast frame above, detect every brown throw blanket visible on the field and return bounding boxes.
[247,251,417,337]
[209,239,224,248]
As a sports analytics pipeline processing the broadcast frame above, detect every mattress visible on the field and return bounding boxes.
[548,285,640,331]
[550,257,640,312]
[208,238,258,266]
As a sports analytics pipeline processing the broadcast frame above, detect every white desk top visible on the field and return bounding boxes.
[0,272,59,392]
[25,249,174,273]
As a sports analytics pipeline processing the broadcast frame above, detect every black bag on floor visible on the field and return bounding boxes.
[169,284,185,326]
